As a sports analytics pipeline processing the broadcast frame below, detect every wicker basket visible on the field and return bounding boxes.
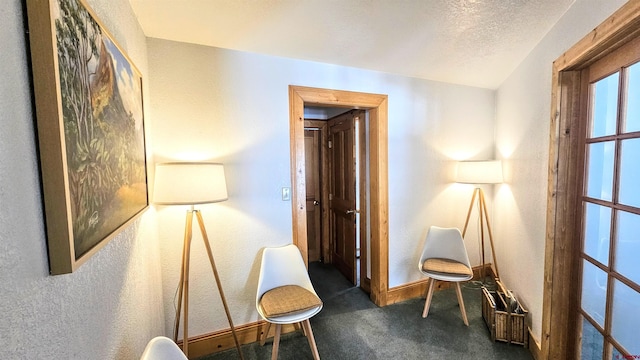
[481,282,528,347]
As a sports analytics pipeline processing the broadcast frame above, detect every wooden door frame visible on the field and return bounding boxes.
[543,2,640,359]
[289,85,389,306]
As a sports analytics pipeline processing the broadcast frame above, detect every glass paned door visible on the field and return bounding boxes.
[578,53,640,359]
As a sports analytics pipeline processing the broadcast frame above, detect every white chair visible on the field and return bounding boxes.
[418,226,473,326]
[140,336,188,360]
[256,244,323,360]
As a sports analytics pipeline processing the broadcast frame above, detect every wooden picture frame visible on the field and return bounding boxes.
[26,0,148,274]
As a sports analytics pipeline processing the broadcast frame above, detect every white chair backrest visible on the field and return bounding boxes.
[139,336,188,360]
[256,244,316,304]
[419,226,471,268]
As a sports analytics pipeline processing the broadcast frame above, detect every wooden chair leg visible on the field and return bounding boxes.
[298,321,307,336]
[422,278,436,318]
[302,319,320,360]
[271,324,281,360]
[455,282,469,326]
[261,322,272,346]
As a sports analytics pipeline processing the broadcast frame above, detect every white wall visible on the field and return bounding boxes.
[0,0,164,358]
[494,0,627,343]
[147,38,496,337]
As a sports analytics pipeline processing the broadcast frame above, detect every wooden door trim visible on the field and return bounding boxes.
[289,85,389,306]
[544,2,640,359]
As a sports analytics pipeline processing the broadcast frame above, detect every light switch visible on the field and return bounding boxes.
[282,187,290,201]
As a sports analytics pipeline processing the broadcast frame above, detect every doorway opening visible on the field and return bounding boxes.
[288,86,389,306]
[304,108,365,288]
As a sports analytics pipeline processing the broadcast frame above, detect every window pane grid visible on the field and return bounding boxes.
[585,141,616,202]
[578,307,636,360]
[590,72,619,138]
[613,210,640,286]
[580,252,608,272]
[610,270,640,294]
[611,280,640,354]
[579,307,606,334]
[585,131,640,143]
[624,62,640,133]
[582,202,611,266]
[618,138,640,208]
[579,258,608,328]
[579,252,640,293]
[579,253,640,359]
[611,338,635,359]
[578,313,605,359]
[582,198,640,216]
[581,62,640,359]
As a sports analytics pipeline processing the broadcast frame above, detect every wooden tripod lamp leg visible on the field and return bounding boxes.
[181,210,195,356]
[173,211,190,342]
[462,187,501,281]
[195,211,245,360]
[461,188,479,238]
[462,188,488,280]
[478,190,486,281]
[479,189,500,279]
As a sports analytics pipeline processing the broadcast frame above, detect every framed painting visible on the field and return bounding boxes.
[26,0,148,274]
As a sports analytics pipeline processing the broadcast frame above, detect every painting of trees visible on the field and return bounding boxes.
[54,0,148,258]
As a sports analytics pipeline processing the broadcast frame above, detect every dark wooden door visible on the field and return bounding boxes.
[304,129,322,262]
[328,110,360,284]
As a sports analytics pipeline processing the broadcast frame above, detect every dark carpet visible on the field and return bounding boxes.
[198,262,532,360]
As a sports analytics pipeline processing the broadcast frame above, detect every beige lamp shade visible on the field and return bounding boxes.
[455,160,503,184]
[153,162,228,205]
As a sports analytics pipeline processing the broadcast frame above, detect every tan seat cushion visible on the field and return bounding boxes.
[422,258,472,276]
[259,285,322,318]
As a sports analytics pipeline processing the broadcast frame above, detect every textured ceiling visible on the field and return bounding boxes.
[128,0,574,89]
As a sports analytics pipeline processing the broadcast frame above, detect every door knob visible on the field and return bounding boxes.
[346,209,358,214]
[313,200,319,206]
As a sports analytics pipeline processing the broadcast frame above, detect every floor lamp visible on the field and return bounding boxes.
[154,162,244,359]
[456,160,503,281]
